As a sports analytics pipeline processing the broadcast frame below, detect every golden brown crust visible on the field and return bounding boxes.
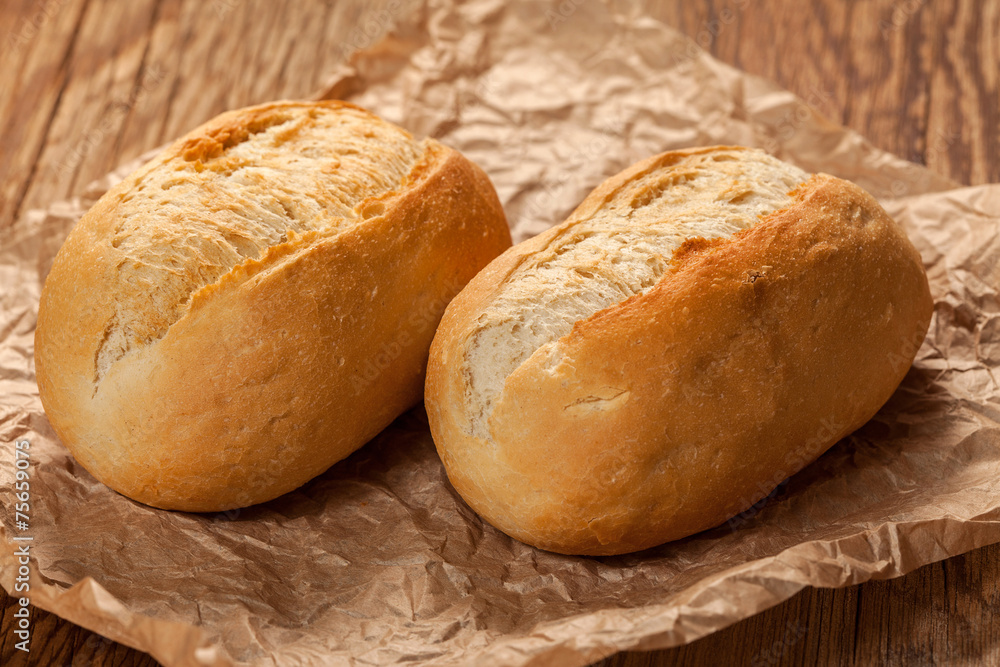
[36,101,511,511]
[426,153,932,556]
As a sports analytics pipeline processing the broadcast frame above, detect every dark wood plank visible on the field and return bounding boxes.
[0,0,91,231]
[1,590,159,667]
[924,0,999,184]
[652,0,999,186]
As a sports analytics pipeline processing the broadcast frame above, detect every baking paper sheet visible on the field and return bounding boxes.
[2,1,998,666]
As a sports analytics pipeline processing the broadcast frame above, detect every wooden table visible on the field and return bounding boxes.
[1,1,997,665]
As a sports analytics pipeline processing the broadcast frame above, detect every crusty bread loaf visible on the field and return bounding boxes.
[425,146,933,556]
[35,100,511,512]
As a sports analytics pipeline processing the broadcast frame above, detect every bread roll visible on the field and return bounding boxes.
[425,146,932,556]
[35,100,511,511]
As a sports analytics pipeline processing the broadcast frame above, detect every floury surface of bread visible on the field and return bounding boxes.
[35,100,512,511]
[93,103,423,385]
[426,146,933,556]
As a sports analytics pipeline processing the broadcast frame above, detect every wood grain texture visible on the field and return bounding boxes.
[1,1,998,666]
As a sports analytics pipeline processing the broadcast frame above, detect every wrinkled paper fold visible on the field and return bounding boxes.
[1,1,997,666]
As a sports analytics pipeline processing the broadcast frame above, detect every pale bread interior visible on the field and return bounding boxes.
[464,148,807,438]
[96,105,424,384]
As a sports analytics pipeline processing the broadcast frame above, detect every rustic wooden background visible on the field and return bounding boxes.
[1,0,997,665]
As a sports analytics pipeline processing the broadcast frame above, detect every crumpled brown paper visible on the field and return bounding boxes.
[2,1,998,666]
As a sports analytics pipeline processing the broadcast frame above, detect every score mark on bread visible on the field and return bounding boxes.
[95,106,423,387]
